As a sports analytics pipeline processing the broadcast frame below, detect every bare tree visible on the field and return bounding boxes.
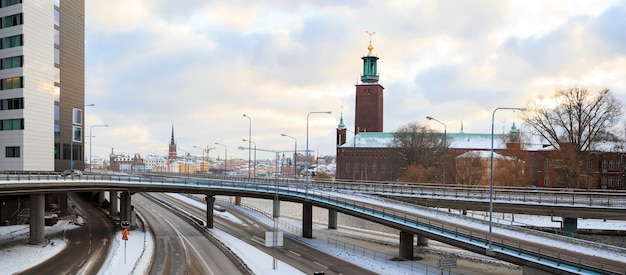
[523,88,623,187]
[523,88,622,155]
[455,151,485,186]
[389,122,447,181]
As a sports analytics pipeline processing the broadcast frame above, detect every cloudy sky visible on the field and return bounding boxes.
[84,0,626,160]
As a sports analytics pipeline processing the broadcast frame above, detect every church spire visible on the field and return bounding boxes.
[170,125,175,146]
[168,124,177,159]
[337,107,346,129]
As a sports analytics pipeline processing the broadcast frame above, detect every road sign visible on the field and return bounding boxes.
[438,257,457,269]
[264,231,283,247]
[120,220,131,229]
[122,228,129,241]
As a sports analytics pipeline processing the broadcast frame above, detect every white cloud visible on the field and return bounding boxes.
[84,1,626,159]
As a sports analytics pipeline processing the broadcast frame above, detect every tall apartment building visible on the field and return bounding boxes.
[0,0,85,171]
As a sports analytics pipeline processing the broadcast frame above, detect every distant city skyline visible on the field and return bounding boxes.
[85,1,626,160]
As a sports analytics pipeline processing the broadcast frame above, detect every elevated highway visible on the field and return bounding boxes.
[1,173,625,274]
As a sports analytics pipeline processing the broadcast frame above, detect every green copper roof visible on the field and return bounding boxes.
[337,114,346,129]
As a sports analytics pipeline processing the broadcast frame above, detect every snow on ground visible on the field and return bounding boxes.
[210,229,305,274]
[0,219,81,274]
[2,190,624,275]
[323,190,626,263]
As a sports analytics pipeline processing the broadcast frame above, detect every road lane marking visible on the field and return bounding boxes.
[162,217,214,275]
[314,261,328,269]
[288,250,301,257]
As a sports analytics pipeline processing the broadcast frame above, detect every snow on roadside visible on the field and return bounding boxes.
[0,220,79,274]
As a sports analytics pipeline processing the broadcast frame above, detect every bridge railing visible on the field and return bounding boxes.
[2,172,625,273]
[304,179,626,208]
[3,172,625,208]
[306,191,626,275]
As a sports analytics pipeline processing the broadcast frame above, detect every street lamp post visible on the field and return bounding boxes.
[215,143,227,175]
[306,111,331,197]
[193,145,205,173]
[488,107,527,251]
[426,116,447,184]
[71,103,94,170]
[89,124,108,172]
[243,114,251,180]
[242,139,256,177]
[281,134,297,178]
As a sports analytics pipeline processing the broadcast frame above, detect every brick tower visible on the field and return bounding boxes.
[355,34,384,133]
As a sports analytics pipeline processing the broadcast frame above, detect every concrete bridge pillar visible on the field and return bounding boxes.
[563,217,578,237]
[205,195,215,228]
[29,194,45,245]
[399,231,414,260]
[95,191,105,207]
[328,209,338,229]
[302,201,313,238]
[417,235,429,246]
[109,191,118,217]
[272,199,280,218]
[120,191,131,223]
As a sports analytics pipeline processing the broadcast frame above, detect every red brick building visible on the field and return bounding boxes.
[334,39,625,189]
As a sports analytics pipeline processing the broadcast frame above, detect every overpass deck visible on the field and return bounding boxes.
[1,173,625,274]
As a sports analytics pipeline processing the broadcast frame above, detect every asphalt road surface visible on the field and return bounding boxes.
[19,193,114,275]
[134,194,247,275]
[156,193,378,275]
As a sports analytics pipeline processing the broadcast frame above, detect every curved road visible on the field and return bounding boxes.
[157,193,377,275]
[19,193,114,275]
[133,194,246,275]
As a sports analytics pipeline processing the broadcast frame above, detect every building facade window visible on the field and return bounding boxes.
[1,13,23,28]
[5,146,20,158]
[72,108,82,124]
[72,126,82,142]
[54,105,60,120]
[54,86,60,102]
[54,124,60,139]
[1,118,24,130]
[0,76,23,90]
[0,97,24,110]
[372,162,377,174]
[544,177,550,187]
[602,160,607,171]
[54,48,60,64]
[1,56,22,69]
[1,0,22,8]
[54,9,60,25]
[1,34,22,49]
[54,29,60,45]
[54,143,60,159]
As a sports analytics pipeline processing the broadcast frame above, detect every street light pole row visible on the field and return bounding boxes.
[243,114,251,179]
[215,142,227,174]
[89,124,108,172]
[426,116,447,185]
[488,107,527,251]
[281,133,297,178]
[242,139,256,177]
[305,111,331,197]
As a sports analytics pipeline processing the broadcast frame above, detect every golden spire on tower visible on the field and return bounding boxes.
[366,30,376,55]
